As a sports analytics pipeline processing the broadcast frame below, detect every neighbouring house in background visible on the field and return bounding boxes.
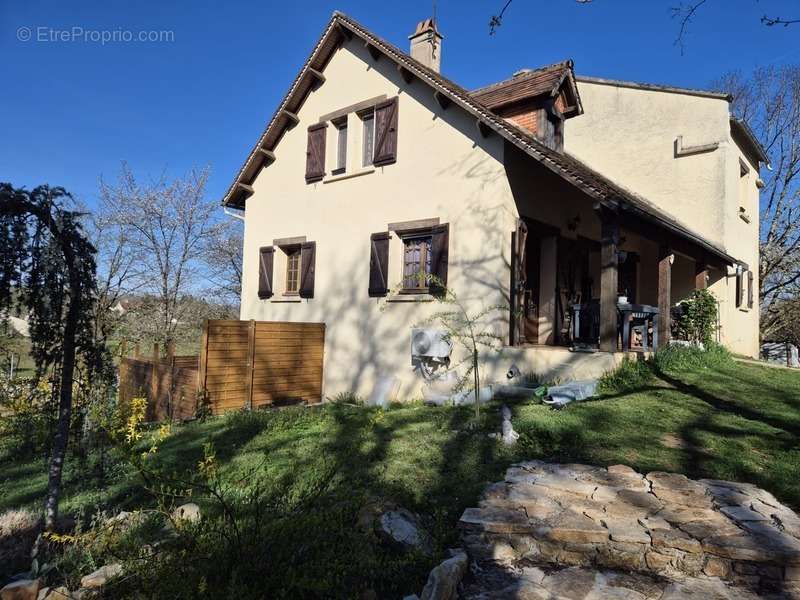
[223,12,764,402]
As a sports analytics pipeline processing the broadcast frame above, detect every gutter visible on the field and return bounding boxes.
[224,206,245,221]
[730,117,770,168]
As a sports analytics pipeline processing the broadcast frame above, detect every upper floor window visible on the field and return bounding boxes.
[305,96,398,183]
[739,158,750,178]
[738,158,753,223]
[361,109,375,167]
[333,117,348,175]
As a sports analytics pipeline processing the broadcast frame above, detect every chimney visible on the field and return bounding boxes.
[409,19,442,72]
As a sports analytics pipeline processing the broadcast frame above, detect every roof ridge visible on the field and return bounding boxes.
[576,75,732,101]
[471,60,574,96]
[221,11,737,265]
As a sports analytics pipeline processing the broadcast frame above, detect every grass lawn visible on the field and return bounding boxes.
[2,354,800,597]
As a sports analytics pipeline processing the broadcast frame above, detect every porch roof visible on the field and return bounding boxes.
[221,12,739,268]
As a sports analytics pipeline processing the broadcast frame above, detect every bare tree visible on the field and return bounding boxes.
[714,66,800,341]
[99,164,225,346]
[84,194,143,353]
[203,217,243,306]
[489,0,798,47]
[671,1,798,52]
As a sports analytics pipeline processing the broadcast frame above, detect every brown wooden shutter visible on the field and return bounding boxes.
[510,219,528,346]
[373,97,398,166]
[736,270,743,308]
[258,246,274,299]
[747,270,754,309]
[299,241,316,298]
[305,123,327,183]
[369,232,390,297]
[429,224,449,297]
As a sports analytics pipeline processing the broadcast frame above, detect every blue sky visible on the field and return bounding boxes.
[2,0,798,209]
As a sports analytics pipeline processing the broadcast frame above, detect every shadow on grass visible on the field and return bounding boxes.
[3,359,800,597]
[658,369,800,438]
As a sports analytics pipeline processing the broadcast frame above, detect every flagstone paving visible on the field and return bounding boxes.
[458,462,800,599]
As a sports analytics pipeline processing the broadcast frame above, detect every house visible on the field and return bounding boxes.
[223,12,764,402]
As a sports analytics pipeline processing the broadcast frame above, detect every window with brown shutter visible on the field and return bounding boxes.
[305,123,327,183]
[747,270,754,309]
[369,232,390,297]
[401,235,432,292]
[333,117,347,175]
[373,97,398,166]
[299,241,316,298]
[258,246,275,299]
[429,224,449,297]
[736,269,744,308]
[361,110,375,166]
[394,223,448,296]
[284,248,301,294]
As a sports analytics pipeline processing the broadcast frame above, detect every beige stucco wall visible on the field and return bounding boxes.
[240,39,527,401]
[715,145,760,356]
[238,47,761,402]
[565,80,760,356]
[566,82,731,248]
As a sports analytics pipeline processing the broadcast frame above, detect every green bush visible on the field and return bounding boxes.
[0,378,54,457]
[598,358,653,394]
[674,289,719,345]
[652,341,732,374]
[194,389,213,421]
[330,391,363,405]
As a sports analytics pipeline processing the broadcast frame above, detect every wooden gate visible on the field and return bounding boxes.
[198,320,325,414]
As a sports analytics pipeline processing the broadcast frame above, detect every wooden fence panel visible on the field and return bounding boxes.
[199,319,325,414]
[118,351,199,422]
[118,320,325,419]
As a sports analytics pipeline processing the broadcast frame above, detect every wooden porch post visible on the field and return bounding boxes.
[658,247,673,347]
[694,258,708,290]
[599,216,619,352]
[510,229,523,346]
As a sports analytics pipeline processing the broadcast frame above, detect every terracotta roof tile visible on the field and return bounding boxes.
[222,12,739,266]
[471,62,572,109]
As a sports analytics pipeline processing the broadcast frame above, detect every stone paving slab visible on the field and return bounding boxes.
[459,462,800,598]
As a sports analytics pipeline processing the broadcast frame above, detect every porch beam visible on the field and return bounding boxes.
[658,246,673,348]
[617,212,728,271]
[599,216,620,352]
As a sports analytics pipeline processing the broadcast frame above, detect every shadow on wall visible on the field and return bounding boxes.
[241,154,518,402]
